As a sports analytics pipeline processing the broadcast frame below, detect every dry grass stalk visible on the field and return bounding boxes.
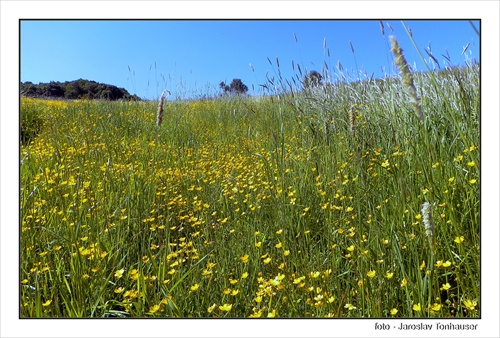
[349,105,356,136]
[390,36,423,121]
[156,89,171,126]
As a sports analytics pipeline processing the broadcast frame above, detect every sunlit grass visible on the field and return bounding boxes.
[20,58,479,318]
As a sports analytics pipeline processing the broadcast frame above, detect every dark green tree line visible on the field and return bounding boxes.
[20,79,141,101]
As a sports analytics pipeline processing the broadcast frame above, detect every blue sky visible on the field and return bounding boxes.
[21,20,480,100]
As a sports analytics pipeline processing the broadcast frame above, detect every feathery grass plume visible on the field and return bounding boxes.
[390,36,424,121]
[349,105,356,136]
[156,89,170,126]
[421,202,435,252]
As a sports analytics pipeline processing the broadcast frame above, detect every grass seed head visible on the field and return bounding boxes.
[421,202,435,251]
[157,89,171,126]
[390,36,423,121]
[349,105,356,136]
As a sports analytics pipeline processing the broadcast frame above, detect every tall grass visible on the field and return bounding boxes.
[20,34,479,318]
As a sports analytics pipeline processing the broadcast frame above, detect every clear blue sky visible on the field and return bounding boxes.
[20,20,480,100]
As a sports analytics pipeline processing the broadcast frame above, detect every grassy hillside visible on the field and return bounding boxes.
[20,58,479,317]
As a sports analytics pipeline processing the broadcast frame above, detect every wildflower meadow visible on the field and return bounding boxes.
[20,35,479,318]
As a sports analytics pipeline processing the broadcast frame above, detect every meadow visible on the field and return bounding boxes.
[20,38,480,318]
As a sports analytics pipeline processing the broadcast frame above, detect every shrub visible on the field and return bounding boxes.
[20,99,46,145]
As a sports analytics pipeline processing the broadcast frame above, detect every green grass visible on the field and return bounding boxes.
[20,56,479,317]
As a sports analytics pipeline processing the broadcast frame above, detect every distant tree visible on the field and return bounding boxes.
[82,80,98,99]
[219,81,230,93]
[20,82,39,97]
[229,79,248,95]
[220,78,248,95]
[100,89,112,100]
[64,80,85,99]
[46,82,64,97]
[302,70,323,89]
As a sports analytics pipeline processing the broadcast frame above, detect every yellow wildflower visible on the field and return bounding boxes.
[219,303,233,312]
[114,268,125,279]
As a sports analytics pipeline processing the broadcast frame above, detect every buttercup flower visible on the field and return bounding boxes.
[219,304,233,312]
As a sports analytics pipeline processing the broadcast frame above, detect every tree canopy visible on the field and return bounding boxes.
[219,79,249,96]
[302,70,323,89]
[20,79,141,101]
